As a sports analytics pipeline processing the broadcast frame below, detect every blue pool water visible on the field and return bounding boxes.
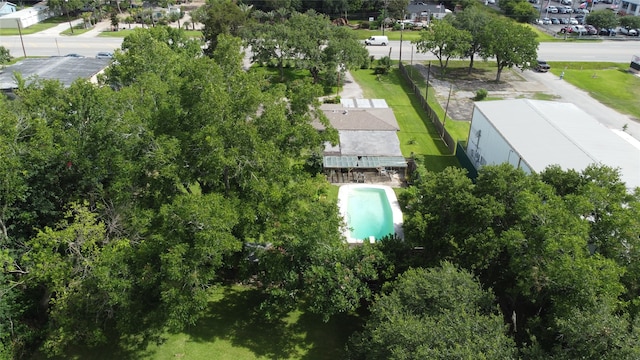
[347,188,394,241]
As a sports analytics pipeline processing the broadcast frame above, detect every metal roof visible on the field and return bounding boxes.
[474,99,640,190]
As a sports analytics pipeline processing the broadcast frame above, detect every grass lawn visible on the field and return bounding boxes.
[350,66,460,172]
[98,28,202,37]
[0,17,70,36]
[42,286,358,360]
[351,28,422,42]
[549,62,640,120]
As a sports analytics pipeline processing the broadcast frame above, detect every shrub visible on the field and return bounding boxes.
[360,21,370,29]
[474,88,488,101]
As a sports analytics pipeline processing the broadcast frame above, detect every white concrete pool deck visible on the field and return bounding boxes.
[337,184,404,245]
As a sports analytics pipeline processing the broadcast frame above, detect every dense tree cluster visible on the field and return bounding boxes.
[390,163,640,359]
[0,26,365,357]
[2,4,640,358]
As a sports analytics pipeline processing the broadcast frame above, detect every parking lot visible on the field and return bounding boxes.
[534,0,633,35]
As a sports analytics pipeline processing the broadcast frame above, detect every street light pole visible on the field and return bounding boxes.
[65,0,74,34]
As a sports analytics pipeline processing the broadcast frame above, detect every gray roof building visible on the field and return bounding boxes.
[318,99,407,170]
[469,99,640,191]
[0,57,111,91]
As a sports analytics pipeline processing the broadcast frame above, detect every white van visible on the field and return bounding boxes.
[364,36,389,46]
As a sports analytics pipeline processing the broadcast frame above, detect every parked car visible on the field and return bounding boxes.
[561,0,572,4]
[572,24,588,34]
[551,17,561,24]
[585,25,598,34]
[630,28,640,36]
[559,26,574,33]
[564,5,574,12]
[535,59,551,72]
[546,5,559,12]
[598,28,616,36]
[96,52,113,59]
[569,17,579,24]
[542,17,552,24]
[558,7,569,13]
[560,17,570,24]
[65,53,84,58]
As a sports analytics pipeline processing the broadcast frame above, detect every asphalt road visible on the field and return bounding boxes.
[366,40,640,62]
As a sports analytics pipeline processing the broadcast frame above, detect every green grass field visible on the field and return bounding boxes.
[351,28,422,41]
[351,65,461,172]
[40,286,359,360]
[0,17,70,36]
[549,62,640,120]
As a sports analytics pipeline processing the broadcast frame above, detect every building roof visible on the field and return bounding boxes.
[317,99,399,131]
[318,99,407,169]
[473,99,640,190]
[0,57,111,90]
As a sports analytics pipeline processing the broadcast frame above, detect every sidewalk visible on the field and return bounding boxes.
[30,18,85,36]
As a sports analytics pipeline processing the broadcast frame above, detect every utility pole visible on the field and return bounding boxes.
[399,10,404,64]
[442,83,453,137]
[16,20,26,58]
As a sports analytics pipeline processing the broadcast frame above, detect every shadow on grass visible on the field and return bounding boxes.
[185,286,359,360]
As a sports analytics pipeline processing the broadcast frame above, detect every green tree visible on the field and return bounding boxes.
[386,0,410,19]
[585,9,619,29]
[0,46,10,64]
[499,0,538,23]
[347,263,517,360]
[21,204,133,356]
[201,0,247,56]
[480,17,538,81]
[450,6,494,74]
[413,19,472,70]
[619,14,640,29]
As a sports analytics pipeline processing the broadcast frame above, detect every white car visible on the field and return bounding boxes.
[569,17,579,24]
[561,0,572,4]
[546,5,559,13]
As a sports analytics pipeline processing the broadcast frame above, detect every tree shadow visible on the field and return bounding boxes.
[185,286,302,359]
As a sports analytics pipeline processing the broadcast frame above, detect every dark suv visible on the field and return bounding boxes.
[535,59,551,72]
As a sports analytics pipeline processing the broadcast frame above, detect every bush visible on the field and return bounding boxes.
[360,21,370,29]
[0,46,11,64]
[474,88,488,101]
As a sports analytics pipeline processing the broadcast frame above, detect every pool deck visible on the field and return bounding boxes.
[337,184,404,245]
[327,170,407,188]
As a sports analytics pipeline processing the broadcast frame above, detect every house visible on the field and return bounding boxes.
[0,57,111,95]
[465,99,640,191]
[619,0,640,15]
[406,2,452,23]
[0,4,51,28]
[315,99,408,183]
[0,1,17,15]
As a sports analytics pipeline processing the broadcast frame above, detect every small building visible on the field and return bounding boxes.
[465,99,640,191]
[619,0,640,16]
[407,3,452,22]
[316,99,408,183]
[0,1,17,15]
[0,4,51,28]
[0,57,111,95]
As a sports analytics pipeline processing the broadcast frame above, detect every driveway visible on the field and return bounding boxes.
[520,69,640,142]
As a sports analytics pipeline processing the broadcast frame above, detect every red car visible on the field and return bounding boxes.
[559,26,573,33]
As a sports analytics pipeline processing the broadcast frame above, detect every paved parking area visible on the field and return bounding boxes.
[535,0,632,35]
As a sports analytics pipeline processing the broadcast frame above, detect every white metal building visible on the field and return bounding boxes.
[0,5,51,29]
[467,99,640,191]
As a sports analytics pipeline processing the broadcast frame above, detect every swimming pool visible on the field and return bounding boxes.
[337,184,403,244]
